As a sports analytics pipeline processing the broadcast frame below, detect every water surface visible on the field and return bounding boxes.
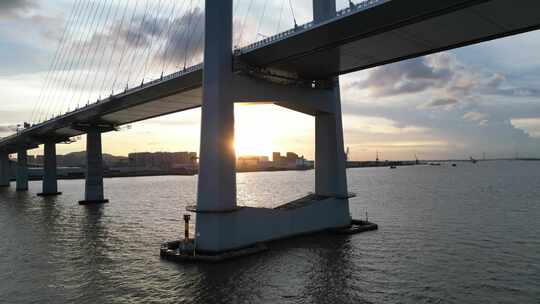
[1,161,539,303]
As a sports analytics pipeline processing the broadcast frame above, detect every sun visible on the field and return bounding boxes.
[234,105,274,157]
[233,103,314,159]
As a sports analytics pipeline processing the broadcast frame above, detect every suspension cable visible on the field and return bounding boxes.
[288,0,298,27]
[110,0,144,93]
[157,0,181,76]
[180,0,196,70]
[44,0,98,121]
[30,0,82,124]
[183,1,204,69]
[85,0,125,106]
[161,0,191,75]
[120,0,151,90]
[38,0,90,122]
[255,0,270,40]
[139,0,165,83]
[65,0,108,112]
[78,0,116,108]
[276,0,286,34]
[99,0,132,98]
[237,0,254,47]
[51,0,106,118]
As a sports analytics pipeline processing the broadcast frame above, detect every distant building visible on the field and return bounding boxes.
[272,152,309,169]
[286,152,299,160]
[272,152,282,163]
[128,151,197,170]
[237,155,271,170]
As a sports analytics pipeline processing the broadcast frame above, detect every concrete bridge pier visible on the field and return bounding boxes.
[16,148,28,191]
[190,0,351,254]
[315,85,348,198]
[79,127,108,205]
[313,0,348,198]
[38,142,61,196]
[0,152,10,187]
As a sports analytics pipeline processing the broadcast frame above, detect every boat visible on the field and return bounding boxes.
[332,219,379,235]
[389,165,397,169]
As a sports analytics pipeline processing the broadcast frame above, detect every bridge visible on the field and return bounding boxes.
[1,0,539,252]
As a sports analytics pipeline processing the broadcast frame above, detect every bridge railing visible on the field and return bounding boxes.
[235,0,389,55]
[18,63,204,136]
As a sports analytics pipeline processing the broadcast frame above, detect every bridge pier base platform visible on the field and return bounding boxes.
[192,195,351,253]
[161,195,378,262]
[79,199,109,205]
[38,192,63,197]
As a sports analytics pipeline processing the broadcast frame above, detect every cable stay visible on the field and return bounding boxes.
[288,0,298,28]
[42,0,95,122]
[30,0,83,124]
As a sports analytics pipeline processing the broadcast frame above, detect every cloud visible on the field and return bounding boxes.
[463,111,489,122]
[0,0,35,18]
[73,6,205,76]
[510,118,540,138]
[424,97,459,108]
[345,115,428,135]
[463,111,488,121]
[346,55,453,97]
[345,52,540,110]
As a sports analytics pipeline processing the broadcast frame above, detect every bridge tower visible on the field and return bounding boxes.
[191,0,351,253]
[313,0,348,199]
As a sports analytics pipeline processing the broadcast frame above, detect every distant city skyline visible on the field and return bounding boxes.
[1,0,540,161]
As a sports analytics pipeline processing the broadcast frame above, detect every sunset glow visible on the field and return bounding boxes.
[234,104,313,158]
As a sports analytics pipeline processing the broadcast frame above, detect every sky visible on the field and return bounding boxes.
[1,0,540,161]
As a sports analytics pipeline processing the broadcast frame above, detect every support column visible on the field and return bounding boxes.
[0,152,10,187]
[38,142,61,196]
[196,0,236,212]
[315,87,348,198]
[16,148,28,191]
[314,0,348,198]
[79,127,108,205]
[193,0,236,252]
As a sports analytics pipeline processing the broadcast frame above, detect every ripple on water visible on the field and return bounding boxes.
[1,162,540,303]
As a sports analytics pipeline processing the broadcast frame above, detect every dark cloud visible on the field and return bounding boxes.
[77,8,205,72]
[0,0,35,18]
[346,56,453,97]
[346,52,540,109]
[477,72,540,97]
[155,8,205,66]
[424,98,459,108]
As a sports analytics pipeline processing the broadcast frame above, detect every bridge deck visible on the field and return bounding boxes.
[239,0,540,79]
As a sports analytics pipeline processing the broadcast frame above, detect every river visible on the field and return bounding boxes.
[0,161,539,303]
